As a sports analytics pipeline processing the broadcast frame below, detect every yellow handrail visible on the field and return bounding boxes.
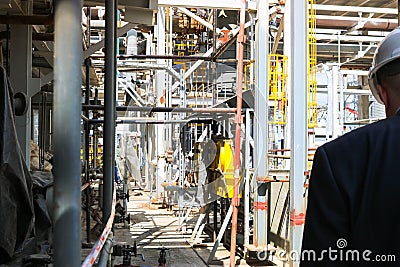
[268,54,288,125]
[308,0,318,128]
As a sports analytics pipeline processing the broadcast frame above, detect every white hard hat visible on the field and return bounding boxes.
[368,27,400,104]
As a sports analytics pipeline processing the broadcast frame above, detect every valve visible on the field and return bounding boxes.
[116,191,130,201]
[115,202,126,216]
[113,242,144,267]
[157,246,170,267]
[114,213,130,224]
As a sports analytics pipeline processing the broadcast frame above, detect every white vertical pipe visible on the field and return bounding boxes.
[284,2,292,151]
[340,73,346,133]
[332,65,340,139]
[325,66,333,138]
[156,7,167,198]
[244,109,251,247]
[288,0,308,266]
[254,0,269,247]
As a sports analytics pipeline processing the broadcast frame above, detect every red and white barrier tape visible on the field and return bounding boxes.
[82,185,116,267]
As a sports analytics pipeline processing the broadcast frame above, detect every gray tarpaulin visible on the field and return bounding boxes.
[0,66,51,265]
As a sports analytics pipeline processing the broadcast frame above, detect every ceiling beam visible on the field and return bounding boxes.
[0,15,53,25]
[313,4,397,15]
[316,34,384,42]
[158,0,257,10]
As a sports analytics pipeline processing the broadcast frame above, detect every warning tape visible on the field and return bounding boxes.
[82,185,116,267]
[254,201,268,211]
[289,209,305,226]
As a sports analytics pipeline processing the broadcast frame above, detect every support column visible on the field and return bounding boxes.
[332,65,340,139]
[288,0,308,265]
[325,66,333,138]
[156,7,167,199]
[284,0,292,153]
[53,0,83,265]
[9,1,32,165]
[103,0,117,221]
[244,109,251,248]
[253,0,269,248]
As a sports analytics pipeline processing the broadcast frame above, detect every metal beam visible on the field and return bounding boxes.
[39,23,135,87]
[0,14,53,25]
[53,0,82,266]
[177,7,219,33]
[171,20,252,93]
[10,18,32,164]
[158,0,257,10]
[83,22,135,59]
[272,15,284,54]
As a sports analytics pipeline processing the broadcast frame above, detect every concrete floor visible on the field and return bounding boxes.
[109,189,287,267]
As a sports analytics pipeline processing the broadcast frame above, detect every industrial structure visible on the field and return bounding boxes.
[0,0,397,266]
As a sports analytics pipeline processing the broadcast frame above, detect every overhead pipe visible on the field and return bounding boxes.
[103,0,117,223]
[158,0,257,10]
[229,0,245,265]
[82,104,237,113]
[91,54,215,61]
[116,62,180,80]
[53,0,82,266]
[316,34,384,42]
[89,118,217,124]
[316,15,398,31]
[314,4,397,14]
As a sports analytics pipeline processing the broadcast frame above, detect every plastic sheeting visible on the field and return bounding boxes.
[0,66,51,265]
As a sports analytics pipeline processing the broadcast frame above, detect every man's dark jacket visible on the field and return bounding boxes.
[301,111,400,266]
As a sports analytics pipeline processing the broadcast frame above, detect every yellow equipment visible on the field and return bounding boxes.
[210,140,242,198]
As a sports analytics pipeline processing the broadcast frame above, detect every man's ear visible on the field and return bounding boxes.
[377,84,389,106]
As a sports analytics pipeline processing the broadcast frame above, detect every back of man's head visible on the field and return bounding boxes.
[376,58,400,96]
[368,27,400,104]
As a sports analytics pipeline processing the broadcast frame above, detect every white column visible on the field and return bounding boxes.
[332,65,340,139]
[254,0,269,247]
[288,0,308,265]
[155,7,167,198]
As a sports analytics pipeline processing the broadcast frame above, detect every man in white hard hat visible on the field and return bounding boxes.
[301,28,400,266]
